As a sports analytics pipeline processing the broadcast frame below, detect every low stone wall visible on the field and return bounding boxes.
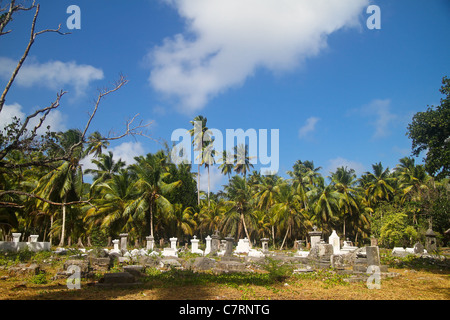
[0,241,51,252]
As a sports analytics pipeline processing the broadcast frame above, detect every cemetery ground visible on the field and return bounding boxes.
[0,248,449,301]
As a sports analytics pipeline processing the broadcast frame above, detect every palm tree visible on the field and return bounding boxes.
[84,169,137,237]
[233,144,254,180]
[85,151,126,189]
[198,199,226,236]
[127,154,181,238]
[271,182,305,250]
[218,150,234,182]
[307,177,341,233]
[361,162,395,207]
[33,129,84,247]
[202,140,216,207]
[329,166,360,238]
[223,175,254,241]
[189,115,210,206]
[167,204,197,240]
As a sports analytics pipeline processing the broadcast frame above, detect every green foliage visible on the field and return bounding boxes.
[258,256,295,282]
[372,203,419,248]
[407,76,450,179]
[30,272,48,285]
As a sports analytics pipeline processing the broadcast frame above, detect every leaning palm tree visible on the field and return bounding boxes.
[126,154,181,238]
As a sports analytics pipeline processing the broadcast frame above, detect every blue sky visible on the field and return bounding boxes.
[1,0,449,192]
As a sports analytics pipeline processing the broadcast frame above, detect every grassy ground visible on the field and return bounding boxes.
[0,249,449,300]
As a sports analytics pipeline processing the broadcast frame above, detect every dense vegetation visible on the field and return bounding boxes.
[0,2,448,252]
[1,117,448,249]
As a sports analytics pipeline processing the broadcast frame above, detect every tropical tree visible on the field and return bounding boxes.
[85,151,126,190]
[189,115,210,206]
[84,169,137,238]
[271,182,305,250]
[330,166,360,238]
[222,175,254,241]
[126,153,181,238]
[361,162,395,207]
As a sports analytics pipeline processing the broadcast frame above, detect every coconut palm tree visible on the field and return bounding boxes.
[33,129,84,247]
[126,153,181,238]
[361,162,395,207]
[84,169,137,237]
[189,115,210,206]
[271,182,305,250]
[233,144,254,180]
[329,166,360,238]
[222,175,254,241]
[198,199,226,236]
[307,177,341,233]
[218,150,234,182]
[85,151,126,190]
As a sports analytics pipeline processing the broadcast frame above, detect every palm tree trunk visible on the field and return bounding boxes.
[280,224,291,250]
[207,165,210,207]
[197,164,200,205]
[58,195,67,247]
[239,212,252,247]
[272,225,275,248]
[150,202,154,237]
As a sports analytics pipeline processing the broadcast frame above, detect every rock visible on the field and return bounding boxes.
[101,272,135,285]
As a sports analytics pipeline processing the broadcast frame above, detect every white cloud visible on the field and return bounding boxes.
[199,166,226,193]
[148,0,369,113]
[0,103,67,135]
[359,99,397,139]
[299,116,320,139]
[326,157,366,177]
[0,57,104,96]
[109,142,146,166]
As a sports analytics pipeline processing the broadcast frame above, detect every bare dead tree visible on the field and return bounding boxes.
[0,2,152,209]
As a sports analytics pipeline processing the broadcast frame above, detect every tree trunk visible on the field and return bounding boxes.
[150,201,154,237]
[197,164,200,205]
[58,195,67,247]
[272,225,275,248]
[241,213,252,248]
[280,224,291,250]
[207,165,210,207]
[49,215,53,247]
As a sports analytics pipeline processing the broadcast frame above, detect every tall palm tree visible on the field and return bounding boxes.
[202,140,216,207]
[189,115,209,206]
[127,154,181,238]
